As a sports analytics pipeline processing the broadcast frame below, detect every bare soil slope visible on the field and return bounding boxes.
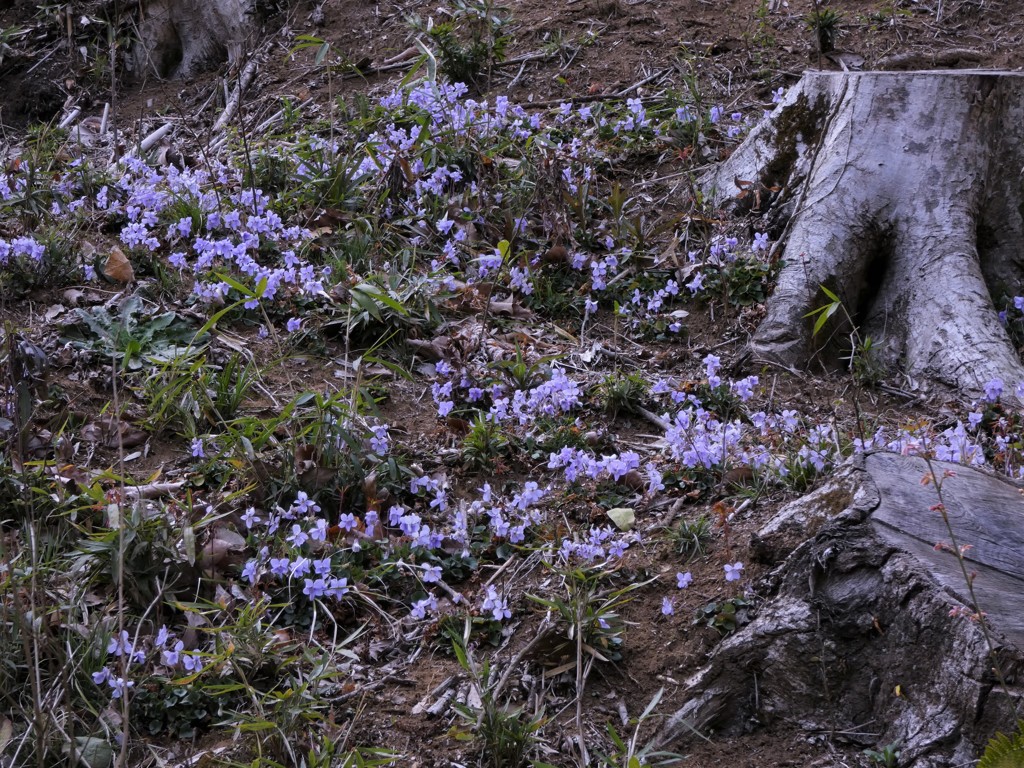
[1,1,1022,767]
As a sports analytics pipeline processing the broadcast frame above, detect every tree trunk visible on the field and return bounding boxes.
[129,0,254,80]
[704,71,1024,396]
[655,453,1024,766]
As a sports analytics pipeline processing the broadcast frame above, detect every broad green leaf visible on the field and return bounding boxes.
[820,285,840,302]
[607,507,635,531]
[354,283,409,316]
[812,301,840,335]
[183,525,196,566]
[71,737,113,768]
[351,287,382,320]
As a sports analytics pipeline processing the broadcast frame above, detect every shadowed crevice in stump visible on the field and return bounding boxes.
[704,71,1024,395]
[656,453,1024,767]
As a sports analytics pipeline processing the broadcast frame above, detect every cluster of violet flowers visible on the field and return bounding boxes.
[225,355,1024,638]
[854,376,1024,478]
[538,353,842,497]
[556,524,639,564]
[92,626,202,700]
[430,357,582,427]
[660,562,745,616]
[239,488,369,599]
[0,76,761,344]
[0,235,46,266]
[682,230,772,299]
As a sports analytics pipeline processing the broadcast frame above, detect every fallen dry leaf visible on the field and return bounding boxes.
[104,246,134,283]
[200,527,247,571]
[407,336,450,361]
[79,416,149,449]
[489,298,534,318]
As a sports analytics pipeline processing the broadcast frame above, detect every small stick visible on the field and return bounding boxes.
[491,621,554,700]
[58,108,81,130]
[212,55,260,133]
[139,122,173,152]
[425,687,457,717]
[411,673,459,715]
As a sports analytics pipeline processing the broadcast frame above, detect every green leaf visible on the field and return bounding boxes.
[820,285,840,302]
[236,720,278,732]
[978,727,1024,768]
[497,238,511,260]
[451,638,469,670]
[182,525,196,566]
[525,594,563,612]
[354,283,409,316]
[214,271,260,298]
[812,301,840,335]
[607,507,635,531]
[350,288,381,320]
[315,41,330,66]
[147,311,178,331]
[71,737,113,768]
[640,686,665,720]
[400,53,427,86]
[413,38,437,81]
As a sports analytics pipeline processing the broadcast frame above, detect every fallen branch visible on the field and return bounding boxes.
[212,55,261,134]
[58,108,81,130]
[635,406,672,432]
[875,47,982,70]
[139,122,173,152]
[524,67,673,109]
[121,480,186,501]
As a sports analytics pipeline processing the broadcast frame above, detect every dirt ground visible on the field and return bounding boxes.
[5,0,1024,135]
[1,0,1021,766]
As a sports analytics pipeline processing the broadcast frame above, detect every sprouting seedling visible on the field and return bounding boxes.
[804,284,883,387]
[804,284,844,336]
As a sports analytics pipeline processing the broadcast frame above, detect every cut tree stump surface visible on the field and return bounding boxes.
[867,452,1024,651]
[657,452,1024,765]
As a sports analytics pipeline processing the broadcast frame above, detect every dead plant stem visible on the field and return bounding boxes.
[111,353,129,767]
[923,456,1022,724]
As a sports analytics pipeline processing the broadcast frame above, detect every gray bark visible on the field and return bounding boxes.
[704,71,1024,396]
[656,453,1024,766]
[129,0,254,80]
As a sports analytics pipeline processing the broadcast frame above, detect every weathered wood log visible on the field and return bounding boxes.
[656,452,1024,766]
[704,71,1024,396]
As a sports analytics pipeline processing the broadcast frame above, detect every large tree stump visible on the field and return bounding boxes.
[704,71,1024,395]
[129,0,254,79]
[656,453,1024,766]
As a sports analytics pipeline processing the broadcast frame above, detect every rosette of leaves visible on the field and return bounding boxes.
[64,295,206,370]
[693,597,752,635]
